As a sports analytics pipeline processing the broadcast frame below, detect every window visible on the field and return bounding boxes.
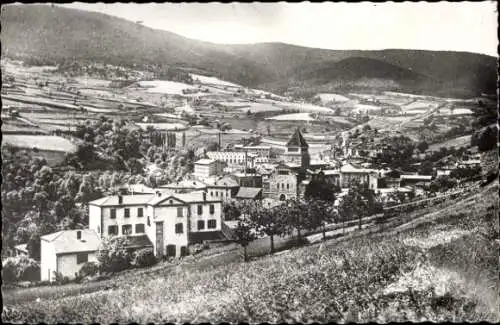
[76,253,88,264]
[174,207,182,217]
[175,223,183,234]
[197,205,203,215]
[281,183,285,189]
[122,224,132,235]
[108,225,118,235]
[216,191,219,197]
[77,231,82,240]
[287,183,290,189]
[197,220,205,230]
[210,191,213,197]
[138,208,143,217]
[124,208,130,218]
[208,219,217,229]
[135,224,145,233]
[276,184,280,189]
[110,208,116,219]
[209,204,215,214]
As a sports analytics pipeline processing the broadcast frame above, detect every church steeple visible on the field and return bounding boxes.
[286,127,310,170]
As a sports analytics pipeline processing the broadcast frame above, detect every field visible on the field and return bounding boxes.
[428,135,472,152]
[3,182,497,323]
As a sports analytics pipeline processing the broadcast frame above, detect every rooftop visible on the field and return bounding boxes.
[41,229,101,254]
[287,127,309,148]
[236,187,262,199]
[195,158,216,165]
[400,175,433,180]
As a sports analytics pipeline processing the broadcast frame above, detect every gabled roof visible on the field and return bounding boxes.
[236,187,262,199]
[286,127,309,148]
[41,229,101,254]
[195,158,216,165]
[340,163,374,174]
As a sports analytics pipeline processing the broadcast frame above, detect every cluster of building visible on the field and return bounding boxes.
[33,127,441,282]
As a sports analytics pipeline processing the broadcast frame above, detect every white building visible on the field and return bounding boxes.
[206,151,259,168]
[88,191,223,258]
[40,229,101,282]
[233,145,271,157]
[193,159,221,178]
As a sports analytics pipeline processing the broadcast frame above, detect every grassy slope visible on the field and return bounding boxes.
[3,182,498,323]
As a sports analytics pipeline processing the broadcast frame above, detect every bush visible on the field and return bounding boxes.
[78,261,100,278]
[1,256,40,283]
[97,237,132,273]
[53,271,71,285]
[132,248,157,268]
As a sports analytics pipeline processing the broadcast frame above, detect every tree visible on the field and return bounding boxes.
[362,124,371,132]
[304,177,339,202]
[251,202,286,254]
[307,199,336,241]
[477,126,498,152]
[97,236,132,273]
[233,208,257,262]
[417,140,429,153]
[338,181,381,230]
[223,201,242,221]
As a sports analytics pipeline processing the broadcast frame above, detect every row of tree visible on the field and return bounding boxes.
[225,181,382,261]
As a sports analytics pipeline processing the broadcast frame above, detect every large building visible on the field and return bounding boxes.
[193,159,222,178]
[233,145,271,158]
[206,151,259,168]
[263,163,299,201]
[88,191,224,258]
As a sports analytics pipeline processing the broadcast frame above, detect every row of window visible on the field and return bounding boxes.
[276,183,291,190]
[110,207,144,219]
[107,219,217,236]
[110,205,216,219]
[209,191,229,198]
[108,223,145,235]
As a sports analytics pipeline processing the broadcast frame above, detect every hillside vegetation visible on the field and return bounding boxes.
[3,182,498,323]
[2,4,496,96]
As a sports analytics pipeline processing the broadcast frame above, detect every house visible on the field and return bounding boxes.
[40,229,101,282]
[193,159,222,178]
[399,175,432,187]
[236,187,263,201]
[14,243,28,257]
[233,172,263,188]
[159,180,207,193]
[233,145,271,158]
[206,151,259,168]
[339,163,377,189]
[88,191,224,258]
[206,176,240,200]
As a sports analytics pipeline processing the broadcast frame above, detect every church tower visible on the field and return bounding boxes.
[286,127,310,170]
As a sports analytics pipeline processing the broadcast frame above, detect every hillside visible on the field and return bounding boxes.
[3,182,498,323]
[1,4,497,96]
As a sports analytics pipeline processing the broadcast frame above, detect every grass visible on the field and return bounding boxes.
[3,182,498,323]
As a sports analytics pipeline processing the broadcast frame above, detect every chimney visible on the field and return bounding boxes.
[156,190,162,197]
[77,230,82,240]
[118,195,123,205]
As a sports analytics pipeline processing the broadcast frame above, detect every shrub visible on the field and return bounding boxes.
[97,237,132,273]
[78,261,100,278]
[1,256,40,283]
[53,271,71,285]
[132,248,157,268]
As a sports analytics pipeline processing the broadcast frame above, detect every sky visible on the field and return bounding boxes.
[58,2,498,56]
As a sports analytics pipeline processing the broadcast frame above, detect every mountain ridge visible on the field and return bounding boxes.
[1,4,496,97]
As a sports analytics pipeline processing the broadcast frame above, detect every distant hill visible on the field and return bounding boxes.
[2,4,497,97]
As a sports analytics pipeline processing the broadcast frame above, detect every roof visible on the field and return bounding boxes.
[15,243,28,253]
[209,176,239,188]
[160,180,207,190]
[41,229,101,254]
[400,175,433,181]
[195,158,216,165]
[121,235,153,249]
[236,187,262,199]
[322,169,341,176]
[89,195,155,207]
[286,127,309,148]
[340,163,374,174]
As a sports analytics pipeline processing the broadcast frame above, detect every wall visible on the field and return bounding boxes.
[56,252,98,280]
[40,240,56,282]
[88,205,102,236]
[188,201,222,233]
[101,205,148,238]
[153,205,189,257]
[265,172,297,200]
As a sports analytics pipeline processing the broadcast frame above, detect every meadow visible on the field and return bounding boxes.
[3,182,497,323]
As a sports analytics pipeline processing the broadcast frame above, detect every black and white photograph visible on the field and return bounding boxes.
[1,1,498,323]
